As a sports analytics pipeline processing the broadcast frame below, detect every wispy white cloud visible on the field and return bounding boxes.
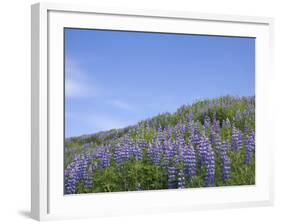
[65,58,99,99]
[109,100,135,111]
[65,79,97,98]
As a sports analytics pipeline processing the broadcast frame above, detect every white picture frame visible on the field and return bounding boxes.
[31,2,274,221]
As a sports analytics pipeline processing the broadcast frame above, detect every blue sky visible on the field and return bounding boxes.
[65,28,255,137]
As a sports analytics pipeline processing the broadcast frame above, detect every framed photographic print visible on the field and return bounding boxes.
[31,2,274,221]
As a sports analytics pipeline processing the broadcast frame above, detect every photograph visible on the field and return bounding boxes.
[64,28,255,195]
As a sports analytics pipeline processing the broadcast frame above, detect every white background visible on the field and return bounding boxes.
[0,0,279,223]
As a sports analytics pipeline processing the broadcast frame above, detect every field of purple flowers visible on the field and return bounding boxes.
[64,95,255,194]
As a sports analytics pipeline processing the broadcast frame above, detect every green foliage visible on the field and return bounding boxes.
[76,160,168,193]
[74,151,255,193]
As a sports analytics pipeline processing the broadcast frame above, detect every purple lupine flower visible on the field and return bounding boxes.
[235,111,242,121]
[82,169,92,189]
[188,133,194,146]
[213,133,222,151]
[177,169,185,189]
[64,152,94,194]
[220,141,231,182]
[192,123,201,146]
[120,142,129,162]
[165,126,174,139]
[64,158,78,194]
[114,146,122,167]
[232,126,242,151]
[238,131,243,148]
[92,162,98,172]
[168,165,177,189]
[185,144,196,179]
[224,118,232,129]
[124,136,133,160]
[222,139,230,152]
[180,123,187,135]
[82,153,95,189]
[204,115,211,129]
[162,141,170,169]
[163,139,176,167]
[170,139,181,166]
[65,162,79,194]
[114,134,135,166]
[156,125,166,142]
[204,144,215,187]
[220,141,229,152]
[213,120,220,134]
[148,142,162,166]
[176,133,185,148]
[95,146,110,169]
[187,112,194,135]
[133,143,142,161]
[198,136,209,168]
[138,138,147,150]
[209,127,215,145]
[244,132,255,165]
[81,143,90,151]
[188,112,193,122]
[232,127,238,148]
[175,122,186,137]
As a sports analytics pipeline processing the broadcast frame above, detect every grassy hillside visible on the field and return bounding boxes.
[64,95,255,194]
